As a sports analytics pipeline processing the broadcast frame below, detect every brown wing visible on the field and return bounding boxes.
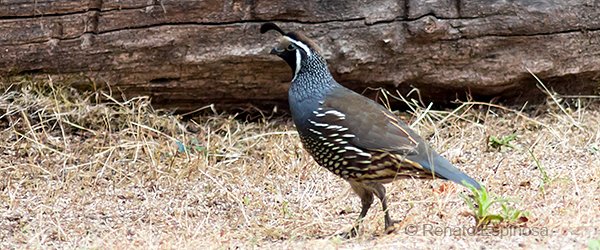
[312,86,421,154]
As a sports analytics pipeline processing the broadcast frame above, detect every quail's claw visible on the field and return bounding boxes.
[336,226,359,239]
[384,219,401,234]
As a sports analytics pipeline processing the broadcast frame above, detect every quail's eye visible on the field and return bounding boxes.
[286,44,295,51]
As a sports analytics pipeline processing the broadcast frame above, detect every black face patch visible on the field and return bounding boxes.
[279,50,298,73]
[276,44,309,78]
[266,32,314,80]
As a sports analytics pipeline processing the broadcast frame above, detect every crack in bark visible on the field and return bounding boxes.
[2,15,598,48]
[91,15,600,39]
[403,0,410,19]
[455,0,462,17]
[0,1,144,20]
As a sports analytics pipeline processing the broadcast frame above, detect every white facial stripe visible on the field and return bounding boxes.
[292,50,301,81]
[284,36,312,56]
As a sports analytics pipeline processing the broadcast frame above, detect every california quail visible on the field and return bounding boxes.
[260,23,482,237]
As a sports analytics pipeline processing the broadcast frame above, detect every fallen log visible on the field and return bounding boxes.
[1,1,599,111]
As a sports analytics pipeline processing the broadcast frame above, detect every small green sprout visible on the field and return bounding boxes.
[528,148,555,195]
[488,133,517,150]
[461,182,529,229]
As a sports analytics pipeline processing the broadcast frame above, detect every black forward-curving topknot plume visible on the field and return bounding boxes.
[260,22,286,35]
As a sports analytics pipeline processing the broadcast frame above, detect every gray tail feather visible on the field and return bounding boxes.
[417,153,482,190]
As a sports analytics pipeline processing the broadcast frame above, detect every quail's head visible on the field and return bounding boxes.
[260,23,323,76]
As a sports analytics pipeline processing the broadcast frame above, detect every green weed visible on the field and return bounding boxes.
[461,183,529,229]
[488,133,517,150]
[528,148,554,195]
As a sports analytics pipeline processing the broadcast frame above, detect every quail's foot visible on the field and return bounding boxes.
[336,226,359,239]
[384,220,401,234]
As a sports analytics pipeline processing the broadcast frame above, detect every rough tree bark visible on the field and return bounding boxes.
[0,0,599,111]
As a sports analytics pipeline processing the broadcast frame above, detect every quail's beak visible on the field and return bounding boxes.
[269,45,285,56]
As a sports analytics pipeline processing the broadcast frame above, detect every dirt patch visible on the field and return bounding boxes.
[1,79,599,248]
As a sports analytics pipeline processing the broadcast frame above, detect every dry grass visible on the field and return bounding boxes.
[1,78,599,249]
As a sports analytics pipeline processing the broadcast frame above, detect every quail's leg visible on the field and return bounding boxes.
[339,182,374,238]
[371,183,400,233]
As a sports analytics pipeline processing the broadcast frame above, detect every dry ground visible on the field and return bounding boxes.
[0,79,599,249]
